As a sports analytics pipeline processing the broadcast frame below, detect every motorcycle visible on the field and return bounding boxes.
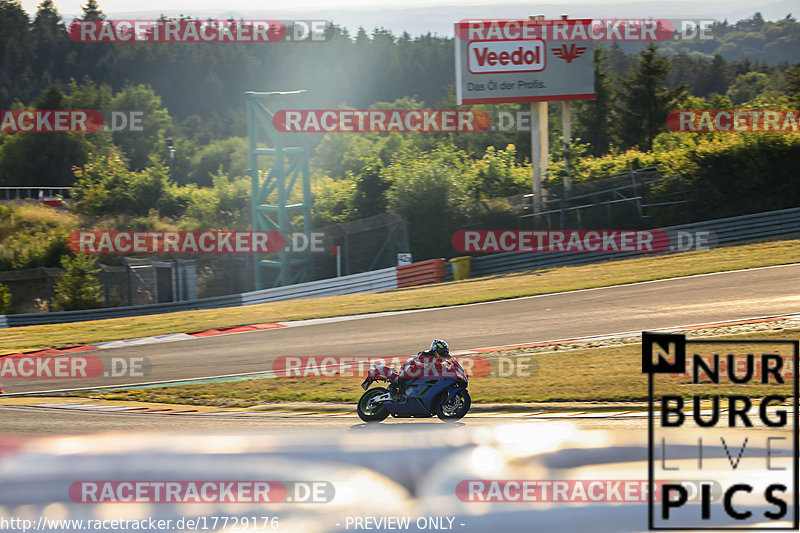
[357,355,471,422]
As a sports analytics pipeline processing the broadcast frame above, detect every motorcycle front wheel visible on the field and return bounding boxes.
[357,387,390,422]
[435,389,471,421]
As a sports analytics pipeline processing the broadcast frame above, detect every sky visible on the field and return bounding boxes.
[20,0,796,37]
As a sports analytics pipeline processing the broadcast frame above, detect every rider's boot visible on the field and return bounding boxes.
[388,379,403,400]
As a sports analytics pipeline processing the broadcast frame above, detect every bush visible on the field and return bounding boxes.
[683,132,800,219]
[0,283,11,314]
[51,254,104,311]
[179,173,252,230]
[385,146,471,259]
[311,175,356,228]
[465,144,530,200]
[71,151,186,218]
[184,137,249,186]
[0,203,78,270]
[543,129,800,227]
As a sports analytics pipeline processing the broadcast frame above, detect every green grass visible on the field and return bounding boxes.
[2,236,800,354]
[0,202,79,273]
[89,329,799,406]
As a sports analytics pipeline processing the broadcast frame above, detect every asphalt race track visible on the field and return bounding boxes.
[0,404,649,434]
[2,265,799,532]
[4,263,800,394]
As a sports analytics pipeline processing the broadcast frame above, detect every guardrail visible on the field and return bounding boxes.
[3,207,800,328]
[0,187,72,200]
[469,207,800,277]
[0,266,399,328]
[396,258,446,288]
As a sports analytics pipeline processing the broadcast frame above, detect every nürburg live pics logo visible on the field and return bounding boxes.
[642,332,798,530]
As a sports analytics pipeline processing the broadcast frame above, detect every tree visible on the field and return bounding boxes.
[180,173,251,230]
[666,50,697,90]
[605,42,635,77]
[726,71,771,104]
[176,114,212,145]
[71,150,182,217]
[31,0,70,79]
[616,44,688,151]
[63,77,113,109]
[709,94,734,109]
[0,0,34,107]
[352,159,388,218]
[385,147,470,259]
[313,132,391,178]
[575,46,618,156]
[74,0,110,85]
[185,137,249,186]
[695,54,730,97]
[109,84,173,170]
[736,12,765,31]
[787,64,800,108]
[80,0,104,20]
[51,254,104,311]
[310,175,356,228]
[0,85,92,186]
[33,0,60,26]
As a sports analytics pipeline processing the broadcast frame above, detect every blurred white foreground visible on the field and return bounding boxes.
[0,422,794,532]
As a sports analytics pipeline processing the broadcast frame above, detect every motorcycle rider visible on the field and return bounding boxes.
[388,339,453,399]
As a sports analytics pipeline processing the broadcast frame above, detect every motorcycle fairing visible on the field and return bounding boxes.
[383,377,462,417]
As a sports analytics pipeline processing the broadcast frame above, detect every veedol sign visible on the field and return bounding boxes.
[455,19,595,105]
[467,41,545,74]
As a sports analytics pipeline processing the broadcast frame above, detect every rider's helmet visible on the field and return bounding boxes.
[430,339,449,357]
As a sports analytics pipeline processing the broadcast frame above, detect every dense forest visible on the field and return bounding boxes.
[1,2,798,183]
[1,0,799,304]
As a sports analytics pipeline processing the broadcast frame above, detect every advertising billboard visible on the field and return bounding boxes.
[455,19,595,105]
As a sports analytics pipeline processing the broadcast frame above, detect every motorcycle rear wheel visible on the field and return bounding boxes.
[357,387,390,422]
[435,389,471,421]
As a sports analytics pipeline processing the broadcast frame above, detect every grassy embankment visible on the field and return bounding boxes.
[20,236,792,406]
[3,236,800,355]
[91,333,799,406]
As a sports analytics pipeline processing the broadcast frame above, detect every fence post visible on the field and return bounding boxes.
[124,259,133,306]
[343,228,350,276]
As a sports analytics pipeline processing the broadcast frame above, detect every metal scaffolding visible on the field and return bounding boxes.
[245,91,313,289]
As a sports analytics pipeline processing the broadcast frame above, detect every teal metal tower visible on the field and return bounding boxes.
[246,91,313,289]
